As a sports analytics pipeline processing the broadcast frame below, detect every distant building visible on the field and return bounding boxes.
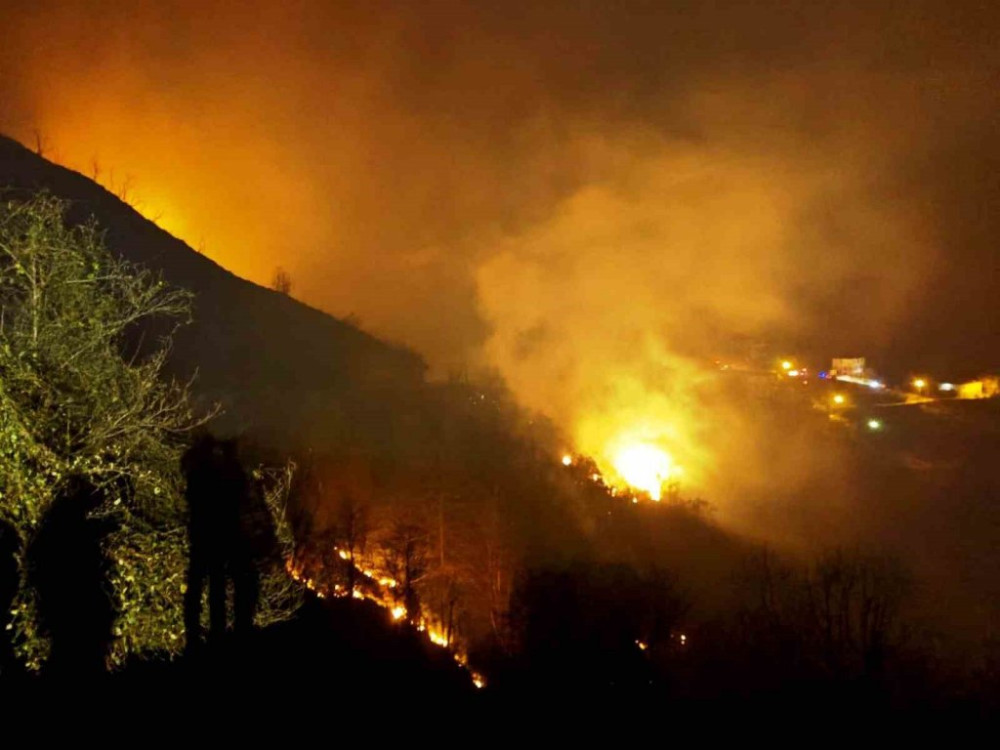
[831,357,866,377]
[957,376,1000,400]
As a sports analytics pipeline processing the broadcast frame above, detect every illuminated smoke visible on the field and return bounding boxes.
[2,0,998,533]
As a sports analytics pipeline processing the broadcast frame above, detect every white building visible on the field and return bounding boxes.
[831,357,866,377]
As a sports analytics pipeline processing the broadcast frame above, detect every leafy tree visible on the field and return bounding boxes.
[251,460,303,628]
[0,192,207,670]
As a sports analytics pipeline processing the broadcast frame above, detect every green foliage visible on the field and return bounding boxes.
[0,192,205,669]
[253,461,304,628]
[105,524,188,667]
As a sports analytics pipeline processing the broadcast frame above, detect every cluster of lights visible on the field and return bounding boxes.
[834,374,884,390]
[781,360,807,378]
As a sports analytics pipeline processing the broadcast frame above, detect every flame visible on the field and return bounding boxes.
[286,548,484,689]
[611,442,675,501]
[428,629,450,648]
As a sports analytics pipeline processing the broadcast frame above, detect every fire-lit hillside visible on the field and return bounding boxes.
[0,134,426,455]
[5,133,1000,708]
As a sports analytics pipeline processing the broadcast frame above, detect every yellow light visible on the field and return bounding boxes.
[913,378,926,390]
[832,394,845,405]
[867,419,882,430]
[613,443,674,501]
[788,369,800,377]
[391,606,406,621]
[636,640,648,651]
[781,360,792,370]
[561,454,573,466]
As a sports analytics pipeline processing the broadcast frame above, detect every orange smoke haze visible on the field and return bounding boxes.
[2,0,999,519]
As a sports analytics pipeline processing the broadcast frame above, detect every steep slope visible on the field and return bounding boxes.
[0,134,426,454]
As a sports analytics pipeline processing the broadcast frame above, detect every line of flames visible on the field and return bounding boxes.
[285,551,486,690]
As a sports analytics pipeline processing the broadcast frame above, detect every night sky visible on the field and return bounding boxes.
[2,1,998,460]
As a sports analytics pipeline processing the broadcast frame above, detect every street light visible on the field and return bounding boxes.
[913,378,927,392]
[781,360,792,371]
[867,418,882,431]
[832,394,845,405]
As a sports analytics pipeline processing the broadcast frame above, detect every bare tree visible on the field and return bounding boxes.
[271,266,293,296]
[332,486,370,595]
[32,129,47,157]
[734,547,911,680]
[380,520,429,620]
[807,549,910,675]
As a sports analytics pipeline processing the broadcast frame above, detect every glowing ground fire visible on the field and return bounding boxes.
[612,443,676,501]
[287,551,486,689]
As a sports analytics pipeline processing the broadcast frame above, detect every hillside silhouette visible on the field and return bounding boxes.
[0,134,425,455]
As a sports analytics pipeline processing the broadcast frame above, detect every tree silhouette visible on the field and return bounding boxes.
[271,266,293,296]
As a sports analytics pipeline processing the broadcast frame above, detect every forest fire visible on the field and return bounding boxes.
[564,434,683,503]
[611,443,677,502]
[286,549,486,690]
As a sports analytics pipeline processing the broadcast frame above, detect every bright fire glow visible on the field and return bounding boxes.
[612,443,675,501]
[286,547,484,689]
[561,454,573,466]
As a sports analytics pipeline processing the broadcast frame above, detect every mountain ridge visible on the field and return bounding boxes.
[0,134,427,453]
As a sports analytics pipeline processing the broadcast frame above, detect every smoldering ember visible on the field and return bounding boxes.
[1,0,1000,719]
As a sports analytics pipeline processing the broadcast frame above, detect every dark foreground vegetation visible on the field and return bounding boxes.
[0,178,998,717]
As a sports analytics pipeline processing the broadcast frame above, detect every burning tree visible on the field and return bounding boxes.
[377,517,429,622]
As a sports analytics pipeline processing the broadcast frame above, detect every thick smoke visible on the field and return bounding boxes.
[2,1,999,534]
